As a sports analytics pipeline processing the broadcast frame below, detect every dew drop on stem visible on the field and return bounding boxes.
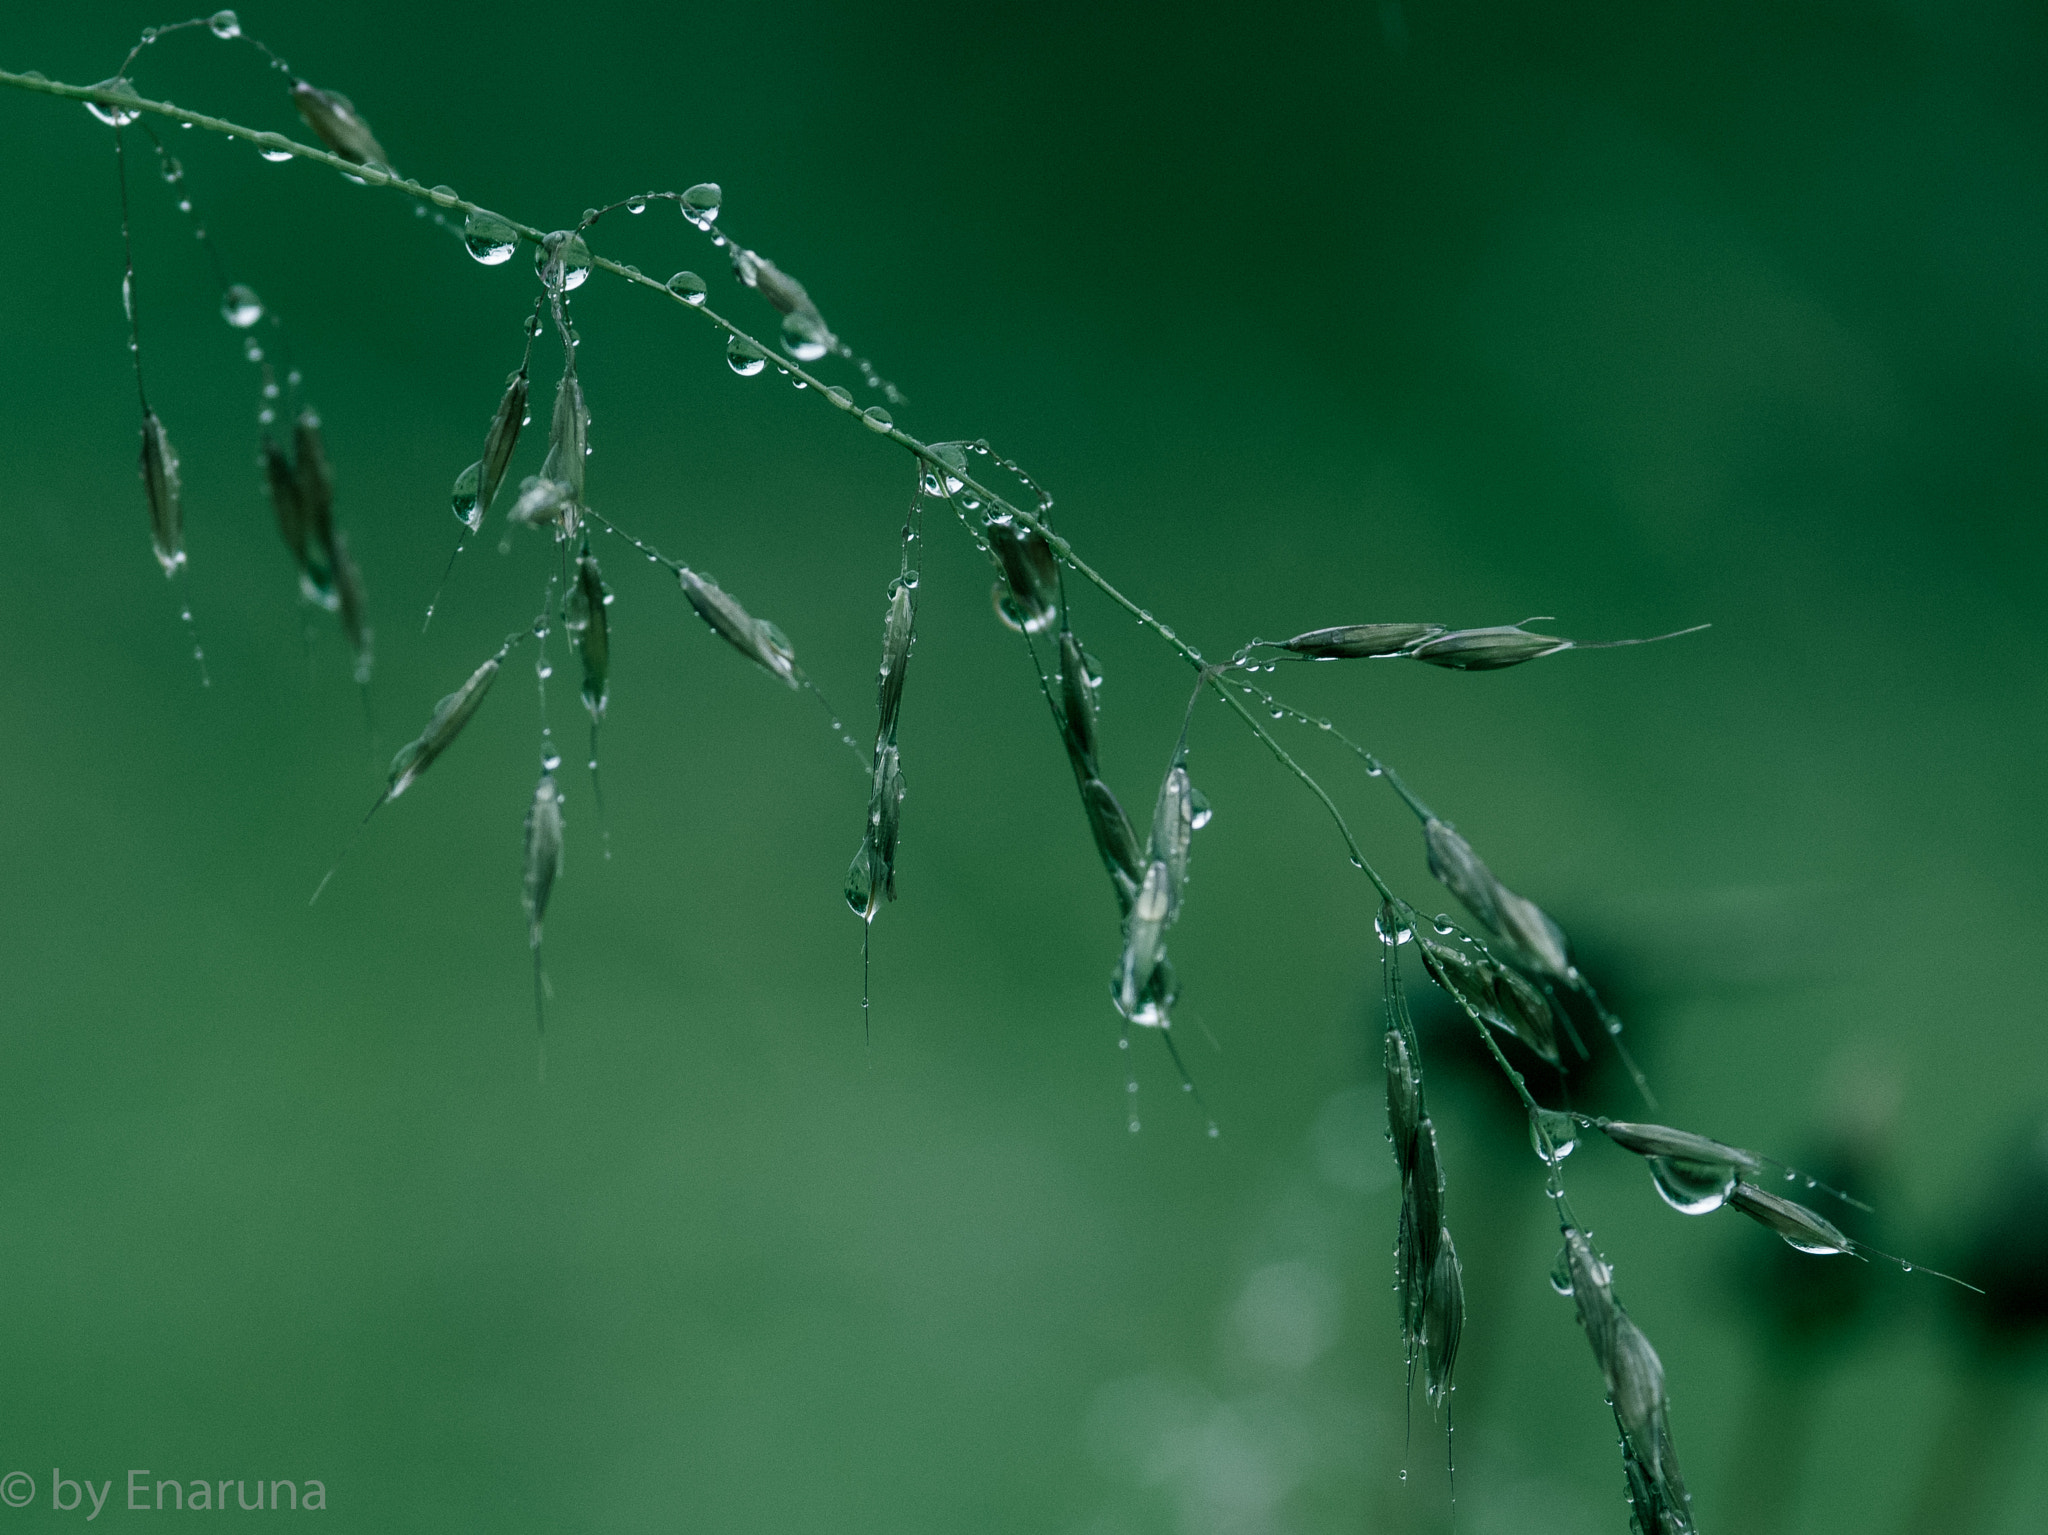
[220,284,263,328]
[464,210,518,266]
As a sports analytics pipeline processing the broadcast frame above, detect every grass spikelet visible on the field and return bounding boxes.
[476,364,531,526]
[262,432,308,575]
[564,551,610,723]
[1728,1181,1854,1255]
[522,769,564,1055]
[289,80,391,169]
[1281,622,1443,659]
[845,741,904,920]
[138,407,184,576]
[986,515,1060,633]
[1057,630,1101,771]
[1418,935,1561,1064]
[1422,818,1571,981]
[676,568,799,688]
[1079,778,1143,913]
[1559,1225,1695,1535]
[386,654,501,802]
[1409,622,1708,672]
[537,360,588,515]
[328,527,373,684]
[291,409,340,606]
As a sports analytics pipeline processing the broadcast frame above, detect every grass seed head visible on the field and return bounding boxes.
[290,81,391,169]
[1384,1026,1422,1179]
[1079,777,1144,911]
[1115,859,1173,1025]
[522,771,564,947]
[328,528,373,683]
[1423,818,1572,980]
[477,367,530,521]
[1057,631,1101,771]
[1149,756,1197,923]
[262,432,307,569]
[563,552,610,722]
[1728,1181,1855,1255]
[1410,625,1573,671]
[1281,622,1444,659]
[677,569,799,688]
[290,411,340,606]
[386,655,500,800]
[1422,1230,1464,1409]
[845,742,905,920]
[985,516,1060,633]
[138,409,184,577]
[875,579,915,744]
[1418,936,1560,1063]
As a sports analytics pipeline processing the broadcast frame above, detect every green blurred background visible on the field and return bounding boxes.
[1,1,2044,1530]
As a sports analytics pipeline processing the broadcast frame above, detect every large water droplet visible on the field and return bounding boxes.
[1548,1248,1574,1296]
[220,283,263,328]
[464,209,518,266]
[535,230,591,292]
[726,338,768,377]
[85,80,141,127]
[1189,788,1214,830]
[665,270,706,304]
[862,406,894,433]
[782,312,829,362]
[625,196,647,215]
[208,9,241,38]
[681,182,722,225]
[1530,1109,1579,1164]
[451,461,481,529]
[1649,1156,1737,1215]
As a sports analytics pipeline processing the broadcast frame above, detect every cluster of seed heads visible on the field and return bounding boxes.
[13,23,1984,1530]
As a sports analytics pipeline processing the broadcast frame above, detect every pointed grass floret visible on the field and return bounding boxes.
[1080,778,1144,913]
[677,568,798,688]
[1408,621,1709,672]
[522,771,564,950]
[563,552,610,723]
[1418,935,1561,1064]
[875,579,915,746]
[986,515,1060,633]
[538,362,588,512]
[1422,818,1571,980]
[1598,1120,1764,1215]
[473,364,531,528]
[386,654,500,802]
[138,408,184,576]
[1728,1181,1854,1255]
[845,742,905,921]
[1057,630,1101,771]
[1281,622,1442,659]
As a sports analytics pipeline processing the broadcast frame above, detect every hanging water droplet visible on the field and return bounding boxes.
[208,9,241,38]
[535,230,592,292]
[726,338,768,377]
[1189,787,1214,830]
[542,749,562,771]
[1529,1108,1579,1163]
[781,312,829,362]
[626,196,647,215]
[1649,1156,1738,1215]
[1548,1248,1574,1296]
[862,406,894,433]
[220,283,263,328]
[681,182,722,225]
[463,209,518,266]
[524,314,543,340]
[427,183,460,208]
[1374,906,1410,944]
[537,664,553,680]
[824,386,854,409]
[665,270,707,304]
[451,460,482,528]
[85,80,141,127]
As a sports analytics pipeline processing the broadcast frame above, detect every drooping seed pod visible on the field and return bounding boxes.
[1422,818,1572,979]
[1057,630,1101,771]
[1281,622,1443,659]
[385,655,499,801]
[676,568,799,688]
[522,772,563,950]
[985,515,1060,633]
[1597,1120,1763,1216]
[1418,936,1561,1064]
[1410,625,1574,671]
[262,433,308,571]
[1421,1230,1464,1409]
[1079,778,1144,912]
[328,529,373,684]
[138,408,184,576]
[1150,755,1196,924]
[537,363,588,512]
[292,410,340,606]
[1728,1182,1854,1256]
[290,80,391,169]
[845,742,906,921]
[875,579,915,746]
[563,552,610,723]
[1385,1025,1422,1179]
[474,365,531,527]
[1115,859,1173,1025]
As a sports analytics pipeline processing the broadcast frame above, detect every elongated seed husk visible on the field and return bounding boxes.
[1150,758,1196,923]
[731,248,815,319]
[138,409,185,577]
[845,742,905,920]
[1418,937,1561,1063]
[876,579,915,745]
[676,568,799,688]
[1080,778,1144,910]
[1115,859,1173,1024]
[386,656,500,800]
[476,367,530,522]
[538,364,588,510]
[1058,630,1100,771]
[563,552,609,722]
[290,81,391,168]
[1728,1181,1853,1255]
[1384,1025,1422,1179]
[328,529,373,684]
[262,433,308,569]
[1423,818,1572,979]
[1599,1120,1765,1173]
[292,410,339,600]
[1422,1231,1464,1408]
[1410,625,1573,671]
[986,516,1059,632]
[523,772,563,948]
[1282,622,1443,659]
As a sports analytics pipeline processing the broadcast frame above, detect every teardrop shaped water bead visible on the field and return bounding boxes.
[535,231,592,293]
[255,133,295,162]
[1529,1108,1578,1163]
[427,184,461,208]
[664,270,707,304]
[681,182,722,225]
[450,461,482,529]
[220,284,263,328]
[464,210,518,266]
[1189,788,1214,830]
[781,312,829,363]
[208,9,241,38]
[85,79,142,127]
[862,406,894,433]
[1548,1248,1574,1296]
[1649,1155,1738,1215]
[726,338,768,377]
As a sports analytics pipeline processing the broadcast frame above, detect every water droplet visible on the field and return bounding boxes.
[220,283,263,328]
[663,270,707,304]
[1529,1109,1579,1163]
[85,80,141,127]
[1649,1156,1738,1215]
[1189,788,1213,830]
[537,664,554,680]
[862,406,894,433]
[535,230,591,292]
[523,314,543,340]
[681,182,722,225]
[451,461,481,528]
[542,750,562,771]
[1548,1248,1574,1296]
[782,312,829,362]
[726,338,768,377]
[1128,1119,1141,1134]
[626,196,647,214]
[463,210,518,266]
[253,130,295,162]
[825,385,853,408]
[1117,1037,1130,1051]
[208,9,241,38]
[427,183,460,208]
